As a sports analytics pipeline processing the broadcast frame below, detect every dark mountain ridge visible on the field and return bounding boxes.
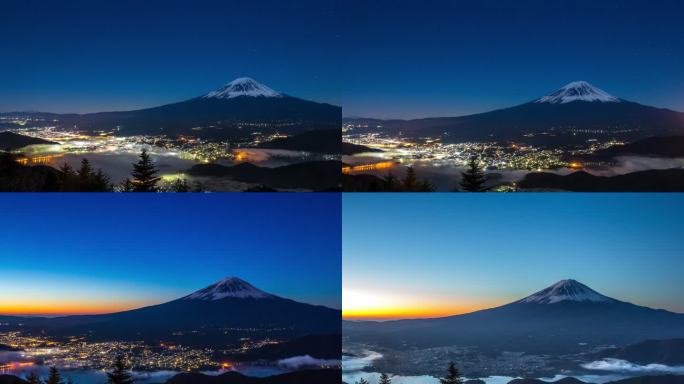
[344,280,684,354]
[1,78,341,138]
[345,82,684,143]
[1,277,340,347]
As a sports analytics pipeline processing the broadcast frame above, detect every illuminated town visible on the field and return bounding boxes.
[2,122,299,165]
[0,331,292,373]
[343,123,625,173]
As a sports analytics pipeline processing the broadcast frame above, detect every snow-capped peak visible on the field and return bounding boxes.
[203,77,283,99]
[516,279,616,304]
[536,81,620,104]
[183,277,274,301]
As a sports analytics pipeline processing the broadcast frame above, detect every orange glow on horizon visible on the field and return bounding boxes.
[343,304,487,321]
[0,299,154,317]
[343,288,505,321]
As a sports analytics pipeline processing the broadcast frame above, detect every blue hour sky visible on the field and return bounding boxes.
[342,0,684,119]
[343,194,684,319]
[0,194,341,315]
[0,0,340,113]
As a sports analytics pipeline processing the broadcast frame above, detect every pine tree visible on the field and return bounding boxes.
[378,372,392,384]
[356,379,370,384]
[25,371,41,384]
[401,167,418,191]
[107,355,134,384]
[45,366,63,384]
[459,157,487,192]
[77,158,93,180]
[439,362,463,384]
[382,172,400,191]
[130,149,160,192]
[164,178,190,192]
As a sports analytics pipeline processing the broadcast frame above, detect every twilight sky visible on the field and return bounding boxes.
[342,0,684,119]
[0,194,341,316]
[0,0,340,113]
[343,194,684,320]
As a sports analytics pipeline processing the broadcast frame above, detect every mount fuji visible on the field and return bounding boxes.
[3,277,340,347]
[343,279,684,354]
[4,77,340,138]
[347,81,684,144]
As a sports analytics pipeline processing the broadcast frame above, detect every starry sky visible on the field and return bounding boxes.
[343,194,684,320]
[342,0,684,119]
[0,0,340,113]
[0,194,341,316]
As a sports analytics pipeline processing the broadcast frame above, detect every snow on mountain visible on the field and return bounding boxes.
[183,277,274,300]
[203,77,283,99]
[536,81,621,104]
[516,279,616,304]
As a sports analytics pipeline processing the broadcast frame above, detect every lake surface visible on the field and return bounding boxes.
[341,350,679,384]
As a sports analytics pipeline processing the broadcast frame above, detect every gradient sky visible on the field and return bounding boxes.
[342,0,684,119]
[343,194,684,320]
[0,194,341,316]
[0,0,340,113]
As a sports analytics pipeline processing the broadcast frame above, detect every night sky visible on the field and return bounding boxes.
[0,194,341,316]
[342,0,684,119]
[344,194,684,320]
[0,0,340,113]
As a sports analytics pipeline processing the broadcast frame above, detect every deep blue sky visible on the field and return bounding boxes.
[0,194,341,315]
[344,194,684,319]
[342,0,684,119]
[0,0,340,113]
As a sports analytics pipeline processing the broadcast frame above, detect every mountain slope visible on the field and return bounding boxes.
[344,280,684,354]
[347,81,684,143]
[8,277,340,346]
[6,78,341,137]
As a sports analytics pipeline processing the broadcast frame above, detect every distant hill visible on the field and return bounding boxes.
[507,376,684,384]
[606,376,684,384]
[188,160,340,190]
[224,334,340,361]
[518,169,684,191]
[0,375,28,384]
[257,129,340,154]
[165,369,341,384]
[595,137,684,158]
[342,142,383,155]
[597,339,684,365]
[0,131,56,151]
[509,378,588,384]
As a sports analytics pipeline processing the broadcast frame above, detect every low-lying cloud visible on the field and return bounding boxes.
[582,358,684,374]
[277,355,340,369]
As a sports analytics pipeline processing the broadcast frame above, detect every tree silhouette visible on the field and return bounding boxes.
[45,366,63,384]
[382,172,400,191]
[379,372,392,384]
[355,379,370,384]
[107,355,134,384]
[129,149,160,192]
[459,157,487,192]
[25,371,41,384]
[439,362,463,384]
